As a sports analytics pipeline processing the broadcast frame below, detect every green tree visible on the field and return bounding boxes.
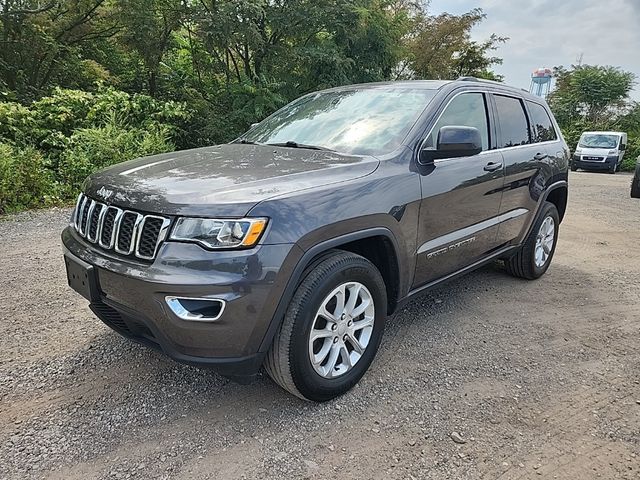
[408,8,506,80]
[0,0,118,100]
[115,0,186,96]
[549,65,636,126]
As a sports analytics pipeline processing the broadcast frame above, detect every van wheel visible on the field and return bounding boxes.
[570,164,578,172]
[264,250,386,402]
[505,202,559,280]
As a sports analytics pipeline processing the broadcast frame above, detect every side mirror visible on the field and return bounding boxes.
[620,143,627,151]
[420,126,483,164]
[250,122,259,129]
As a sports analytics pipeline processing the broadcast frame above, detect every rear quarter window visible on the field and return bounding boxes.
[526,101,558,143]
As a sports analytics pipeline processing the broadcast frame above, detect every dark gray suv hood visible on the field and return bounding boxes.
[84,144,379,217]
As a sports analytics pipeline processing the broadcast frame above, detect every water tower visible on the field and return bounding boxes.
[530,67,553,97]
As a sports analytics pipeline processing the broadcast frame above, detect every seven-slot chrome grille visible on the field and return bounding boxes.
[73,193,171,260]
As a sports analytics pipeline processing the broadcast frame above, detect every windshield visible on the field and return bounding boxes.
[579,134,620,149]
[239,87,437,156]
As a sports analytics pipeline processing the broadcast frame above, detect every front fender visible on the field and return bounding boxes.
[256,225,407,353]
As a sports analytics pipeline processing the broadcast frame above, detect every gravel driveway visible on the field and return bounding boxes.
[1,172,639,479]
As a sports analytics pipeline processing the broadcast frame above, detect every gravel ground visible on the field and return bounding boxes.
[1,171,639,479]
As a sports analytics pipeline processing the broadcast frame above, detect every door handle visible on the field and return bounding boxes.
[484,161,503,172]
[534,152,548,160]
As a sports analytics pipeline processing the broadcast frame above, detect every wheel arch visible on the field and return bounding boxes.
[258,228,402,353]
[545,183,568,223]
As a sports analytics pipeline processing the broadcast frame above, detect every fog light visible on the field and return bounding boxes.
[165,296,225,322]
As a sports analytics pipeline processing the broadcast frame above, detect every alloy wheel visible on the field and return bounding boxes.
[535,216,555,268]
[308,282,375,378]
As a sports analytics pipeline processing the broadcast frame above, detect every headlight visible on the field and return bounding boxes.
[608,150,618,155]
[170,217,268,249]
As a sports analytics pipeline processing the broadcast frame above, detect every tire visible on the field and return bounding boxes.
[631,166,640,199]
[264,250,387,401]
[609,164,616,174]
[505,202,560,280]
[570,164,578,172]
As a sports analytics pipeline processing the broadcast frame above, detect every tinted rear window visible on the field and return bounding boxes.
[494,95,530,148]
[527,101,557,142]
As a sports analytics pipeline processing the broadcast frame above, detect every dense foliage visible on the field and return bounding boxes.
[0,88,183,212]
[549,65,639,170]
[1,2,637,215]
[0,0,509,213]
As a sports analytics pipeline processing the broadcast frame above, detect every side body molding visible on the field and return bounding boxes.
[417,208,529,255]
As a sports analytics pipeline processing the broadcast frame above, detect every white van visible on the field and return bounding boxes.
[571,131,627,173]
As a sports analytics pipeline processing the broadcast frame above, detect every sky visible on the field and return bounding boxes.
[428,0,640,99]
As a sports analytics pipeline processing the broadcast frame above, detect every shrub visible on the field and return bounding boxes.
[86,88,191,143]
[0,102,35,145]
[1,87,190,154]
[57,121,174,197]
[0,143,55,214]
[622,135,640,171]
[0,87,191,214]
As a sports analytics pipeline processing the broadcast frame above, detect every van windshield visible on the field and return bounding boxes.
[239,87,437,156]
[579,134,620,149]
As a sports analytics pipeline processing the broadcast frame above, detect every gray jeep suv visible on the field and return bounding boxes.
[62,79,569,401]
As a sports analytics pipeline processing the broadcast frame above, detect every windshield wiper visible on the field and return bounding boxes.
[267,141,335,152]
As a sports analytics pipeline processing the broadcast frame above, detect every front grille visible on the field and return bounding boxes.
[73,193,170,261]
[100,207,119,248]
[116,211,139,254]
[78,198,91,235]
[87,203,104,242]
[137,216,165,259]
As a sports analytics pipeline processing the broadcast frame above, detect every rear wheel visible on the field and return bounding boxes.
[570,164,578,172]
[264,250,387,401]
[505,202,559,280]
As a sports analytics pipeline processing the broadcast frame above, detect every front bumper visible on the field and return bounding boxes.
[62,226,301,381]
[572,155,619,171]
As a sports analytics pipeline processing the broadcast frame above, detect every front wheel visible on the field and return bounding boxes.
[264,250,387,401]
[505,202,560,280]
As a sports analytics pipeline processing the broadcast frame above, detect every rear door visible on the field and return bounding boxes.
[412,91,505,288]
[492,95,555,245]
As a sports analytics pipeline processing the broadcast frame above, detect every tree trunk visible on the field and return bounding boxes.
[149,70,157,97]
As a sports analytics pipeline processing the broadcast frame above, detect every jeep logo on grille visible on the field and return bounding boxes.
[96,186,114,200]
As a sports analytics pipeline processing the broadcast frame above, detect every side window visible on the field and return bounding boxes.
[494,95,530,148]
[526,101,558,142]
[428,93,490,151]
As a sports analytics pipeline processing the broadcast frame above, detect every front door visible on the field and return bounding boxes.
[413,91,505,288]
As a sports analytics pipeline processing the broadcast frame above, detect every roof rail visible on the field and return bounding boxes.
[456,76,531,94]
[456,76,505,85]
